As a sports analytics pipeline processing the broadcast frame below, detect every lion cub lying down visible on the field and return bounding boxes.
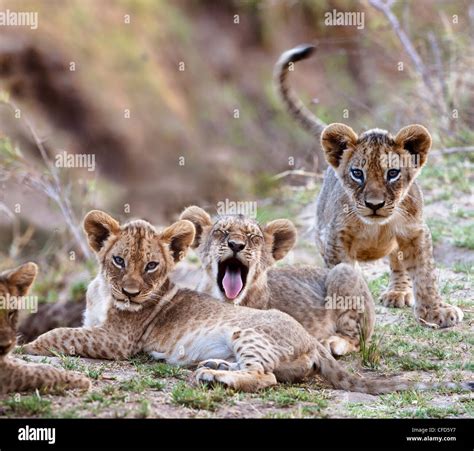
[0,263,90,394]
[24,210,430,394]
[180,206,374,356]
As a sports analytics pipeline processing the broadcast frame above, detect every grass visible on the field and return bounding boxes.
[347,385,469,418]
[52,352,104,379]
[347,401,464,419]
[368,272,390,299]
[426,218,449,244]
[171,382,229,411]
[53,353,84,371]
[453,224,474,250]
[359,330,382,370]
[84,365,105,380]
[3,393,52,416]
[454,208,474,219]
[261,386,329,409]
[452,262,473,274]
[119,376,165,393]
[135,399,151,418]
[440,279,465,295]
[148,362,184,379]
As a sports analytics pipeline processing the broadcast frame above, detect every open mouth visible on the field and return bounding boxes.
[217,257,249,300]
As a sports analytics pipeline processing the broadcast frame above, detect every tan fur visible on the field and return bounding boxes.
[275,45,463,328]
[180,206,375,356]
[0,263,90,394]
[23,211,443,394]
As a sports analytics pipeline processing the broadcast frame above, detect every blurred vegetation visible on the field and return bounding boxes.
[0,0,472,305]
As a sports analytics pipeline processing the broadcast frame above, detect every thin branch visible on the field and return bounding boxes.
[0,100,92,260]
[369,0,446,115]
[272,169,323,180]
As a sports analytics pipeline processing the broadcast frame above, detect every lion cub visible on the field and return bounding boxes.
[24,210,422,394]
[180,206,374,356]
[0,263,90,394]
[275,45,463,328]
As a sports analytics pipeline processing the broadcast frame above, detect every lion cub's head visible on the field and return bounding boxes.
[84,210,195,311]
[0,262,38,356]
[321,124,432,224]
[180,206,296,304]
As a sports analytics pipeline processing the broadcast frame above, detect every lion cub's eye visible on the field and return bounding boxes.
[213,230,227,239]
[112,256,125,268]
[145,261,159,273]
[8,311,16,322]
[387,168,401,182]
[248,234,263,245]
[350,168,364,184]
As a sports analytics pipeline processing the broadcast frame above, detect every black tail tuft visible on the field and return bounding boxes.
[285,44,316,64]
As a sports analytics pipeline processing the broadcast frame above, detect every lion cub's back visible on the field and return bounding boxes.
[170,288,314,347]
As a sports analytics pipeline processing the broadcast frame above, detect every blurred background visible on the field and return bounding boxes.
[0,0,472,336]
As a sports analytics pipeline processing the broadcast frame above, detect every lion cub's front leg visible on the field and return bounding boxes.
[381,250,414,308]
[398,226,463,327]
[3,359,91,393]
[23,326,135,360]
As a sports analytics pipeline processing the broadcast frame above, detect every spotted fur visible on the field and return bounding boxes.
[24,211,464,394]
[180,206,375,356]
[0,263,90,394]
[275,45,463,328]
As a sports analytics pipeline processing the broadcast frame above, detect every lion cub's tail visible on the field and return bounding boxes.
[273,44,326,138]
[312,340,472,394]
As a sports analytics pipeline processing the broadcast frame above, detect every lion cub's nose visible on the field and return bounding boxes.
[122,287,141,298]
[228,239,246,253]
[365,200,385,212]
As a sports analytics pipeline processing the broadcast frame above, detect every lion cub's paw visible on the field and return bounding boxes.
[197,359,237,371]
[380,290,414,308]
[417,303,464,328]
[322,335,357,356]
[195,367,235,388]
[22,343,49,356]
[68,373,92,390]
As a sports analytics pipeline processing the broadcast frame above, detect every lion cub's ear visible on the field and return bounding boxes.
[6,262,38,296]
[395,124,432,168]
[179,206,212,248]
[263,219,297,261]
[161,220,196,262]
[83,210,121,253]
[321,123,358,168]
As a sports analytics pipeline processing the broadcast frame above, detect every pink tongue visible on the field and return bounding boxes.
[222,267,243,300]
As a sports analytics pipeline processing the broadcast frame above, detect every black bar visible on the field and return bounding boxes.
[0,419,471,450]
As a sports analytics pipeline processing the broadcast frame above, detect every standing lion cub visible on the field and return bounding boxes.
[180,206,374,356]
[275,44,463,328]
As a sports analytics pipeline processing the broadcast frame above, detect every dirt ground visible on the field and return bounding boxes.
[1,157,472,419]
